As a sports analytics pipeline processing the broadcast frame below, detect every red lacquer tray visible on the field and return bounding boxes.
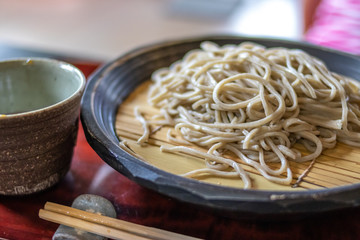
[0,58,360,240]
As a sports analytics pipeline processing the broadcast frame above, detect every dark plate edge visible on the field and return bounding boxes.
[80,34,360,216]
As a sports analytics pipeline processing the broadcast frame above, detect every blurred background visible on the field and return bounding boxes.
[0,0,302,61]
[0,0,358,62]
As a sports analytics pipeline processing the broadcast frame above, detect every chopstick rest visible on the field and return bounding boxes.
[50,194,117,240]
[39,197,202,240]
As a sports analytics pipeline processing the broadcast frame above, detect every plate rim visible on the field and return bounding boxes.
[81,34,360,216]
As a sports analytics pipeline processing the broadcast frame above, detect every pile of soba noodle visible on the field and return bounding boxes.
[133,41,360,189]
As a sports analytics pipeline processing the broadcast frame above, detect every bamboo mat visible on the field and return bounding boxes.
[115,81,360,191]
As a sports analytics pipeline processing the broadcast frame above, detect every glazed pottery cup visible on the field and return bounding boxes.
[0,58,85,195]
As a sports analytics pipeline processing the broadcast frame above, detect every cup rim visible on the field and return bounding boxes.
[0,57,86,119]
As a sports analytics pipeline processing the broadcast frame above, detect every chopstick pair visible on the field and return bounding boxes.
[39,202,202,240]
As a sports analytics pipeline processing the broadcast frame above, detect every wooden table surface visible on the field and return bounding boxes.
[1,49,360,240]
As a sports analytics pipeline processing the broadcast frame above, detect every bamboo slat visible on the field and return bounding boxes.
[114,81,360,191]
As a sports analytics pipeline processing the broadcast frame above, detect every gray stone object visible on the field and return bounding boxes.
[52,194,117,240]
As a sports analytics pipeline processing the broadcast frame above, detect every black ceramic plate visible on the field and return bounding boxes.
[81,35,360,217]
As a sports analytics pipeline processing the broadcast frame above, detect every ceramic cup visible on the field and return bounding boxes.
[0,58,85,195]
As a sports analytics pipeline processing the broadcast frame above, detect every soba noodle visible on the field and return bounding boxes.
[132,41,360,189]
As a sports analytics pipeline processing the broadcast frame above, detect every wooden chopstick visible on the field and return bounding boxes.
[39,202,202,240]
[39,209,148,240]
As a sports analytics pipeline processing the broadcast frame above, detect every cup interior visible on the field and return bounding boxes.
[0,59,84,115]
